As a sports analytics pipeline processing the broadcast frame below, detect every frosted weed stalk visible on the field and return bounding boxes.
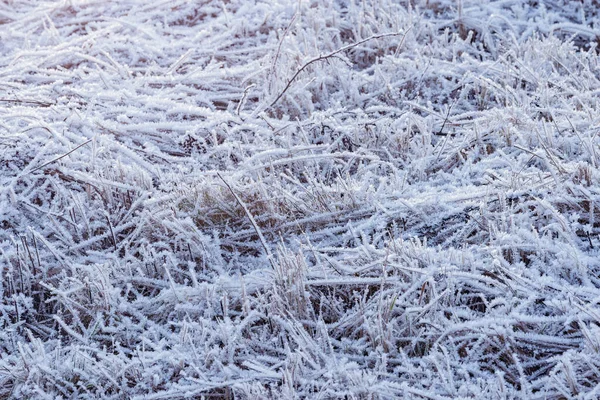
[0,0,600,398]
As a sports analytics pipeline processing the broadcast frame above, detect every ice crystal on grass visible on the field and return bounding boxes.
[1,0,600,398]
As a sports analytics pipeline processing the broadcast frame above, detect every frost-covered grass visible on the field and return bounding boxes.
[1,0,600,398]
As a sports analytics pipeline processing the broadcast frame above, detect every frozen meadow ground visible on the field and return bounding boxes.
[1,0,600,398]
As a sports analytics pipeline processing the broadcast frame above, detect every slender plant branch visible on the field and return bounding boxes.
[217,172,276,270]
[0,98,54,107]
[269,30,409,108]
[31,139,92,173]
[269,9,298,93]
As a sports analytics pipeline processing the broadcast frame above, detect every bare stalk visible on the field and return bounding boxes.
[268,30,409,108]
[217,173,275,270]
[31,139,92,173]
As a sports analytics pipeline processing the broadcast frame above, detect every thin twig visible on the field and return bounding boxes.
[216,173,275,270]
[0,98,54,107]
[434,96,460,164]
[269,9,299,93]
[269,30,408,108]
[31,139,92,173]
[105,214,118,251]
[236,84,256,117]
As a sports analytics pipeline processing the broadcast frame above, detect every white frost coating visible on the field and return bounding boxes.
[0,0,599,398]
